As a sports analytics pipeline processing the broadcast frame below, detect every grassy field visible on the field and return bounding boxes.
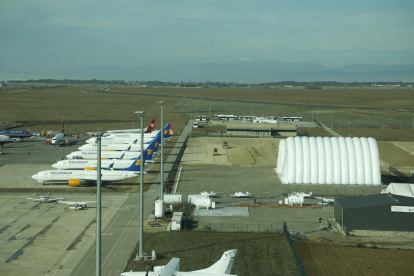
[124,231,300,276]
[295,241,414,276]
[1,86,413,141]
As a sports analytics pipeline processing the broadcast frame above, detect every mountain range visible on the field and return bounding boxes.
[2,61,414,83]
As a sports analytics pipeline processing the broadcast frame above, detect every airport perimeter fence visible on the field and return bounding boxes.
[283,222,307,276]
[165,135,189,193]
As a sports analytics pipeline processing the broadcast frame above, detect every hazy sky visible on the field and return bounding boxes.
[1,0,413,71]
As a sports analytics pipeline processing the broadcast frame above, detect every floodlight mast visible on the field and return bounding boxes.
[96,132,102,276]
[156,101,164,200]
[134,111,145,258]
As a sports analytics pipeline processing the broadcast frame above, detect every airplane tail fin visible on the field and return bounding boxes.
[163,124,171,139]
[193,249,237,275]
[145,135,159,161]
[168,124,173,136]
[146,119,156,133]
[121,150,147,171]
[309,192,312,196]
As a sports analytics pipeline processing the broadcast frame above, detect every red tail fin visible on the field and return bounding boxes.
[168,124,173,136]
[145,119,156,133]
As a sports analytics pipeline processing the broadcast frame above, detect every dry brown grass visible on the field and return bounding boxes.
[113,86,414,108]
[295,241,414,276]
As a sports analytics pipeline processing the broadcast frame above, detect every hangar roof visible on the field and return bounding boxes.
[336,194,403,209]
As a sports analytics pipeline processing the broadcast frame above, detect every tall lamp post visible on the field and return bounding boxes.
[156,101,164,200]
[348,121,350,137]
[95,132,102,276]
[338,117,341,135]
[134,111,145,258]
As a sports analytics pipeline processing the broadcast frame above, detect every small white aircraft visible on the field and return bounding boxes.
[32,123,79,145]
[57,200,96,210]
[120,249,237,276]
[27,192,64,203]
[201,191,217,197]
[230,192,252,198]
[293,192,312,198]
[315,197,334,205]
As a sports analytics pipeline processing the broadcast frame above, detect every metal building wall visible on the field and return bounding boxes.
[335,199,414,232]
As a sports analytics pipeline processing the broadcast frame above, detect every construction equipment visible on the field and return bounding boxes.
[213,148,219,155]
[222,141,229,149]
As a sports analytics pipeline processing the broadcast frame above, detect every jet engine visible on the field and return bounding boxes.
[84,167,96,170]
[68,179,82,186]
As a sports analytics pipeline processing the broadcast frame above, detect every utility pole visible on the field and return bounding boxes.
[338,117,341,135]
[330,113,333,128]
[348,121,350,137]
[96,132,102,276]
[134,111,145,259]
[157,101,164,200]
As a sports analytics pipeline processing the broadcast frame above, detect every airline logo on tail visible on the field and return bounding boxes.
[134,158,144,166]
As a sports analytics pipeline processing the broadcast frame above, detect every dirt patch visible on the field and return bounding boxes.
[295,241,414,276]
[181,137,280,167]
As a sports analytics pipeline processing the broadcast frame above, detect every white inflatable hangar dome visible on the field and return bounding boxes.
[276,137,381,185]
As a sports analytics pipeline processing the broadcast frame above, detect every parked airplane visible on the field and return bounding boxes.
[103,119,156,135]
[230,192,252,198]
[85,124,171,144]
[66,149,140,160]
[0,129,32,141]
[103,124,172,139]
[32,123,79,145]
[315,197,334,205]
[294,192,312,198]
[53,137,159,170]
[201,191,217,197]
[32,151,147,186]
[120,249,238,276]
[58,200,96,210]
[0,135,14,147]
[27,192,64,203]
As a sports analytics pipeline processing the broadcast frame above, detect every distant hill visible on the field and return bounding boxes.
[2,61,414,83]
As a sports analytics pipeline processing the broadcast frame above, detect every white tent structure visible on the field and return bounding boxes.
[382,183,414,197]
[277,137,381,185]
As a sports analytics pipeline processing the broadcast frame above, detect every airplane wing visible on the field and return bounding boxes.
[314,197,334,202]
[58,201,96,205]
[49,197,65,202]
[159,258,180,276]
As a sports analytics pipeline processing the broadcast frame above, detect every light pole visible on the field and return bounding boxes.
[209,106,211,122]
[330,113,333,128]
[156,101,164,200]
[95,132,102,276]
[134,111,145,259]
[338,117,341,135]
[348,121,350,137]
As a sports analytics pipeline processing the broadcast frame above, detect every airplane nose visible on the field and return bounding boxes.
[32,174,39,180]
[66,154,73,159]
[51,163,58,168]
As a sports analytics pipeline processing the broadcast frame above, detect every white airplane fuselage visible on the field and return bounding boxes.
[52,159,143,170]
[66,151,140,160]
[78,143,149,152]
[85,136,155,144]
[32,170,139,183]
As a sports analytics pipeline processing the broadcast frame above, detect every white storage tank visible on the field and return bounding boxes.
[195,198,214,209]
[155,200,165,218]
[164,194,182,204]
[284,194,304,206]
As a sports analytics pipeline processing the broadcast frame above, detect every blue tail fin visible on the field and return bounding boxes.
[163,124,171,139]
[121,150,147,171]
[153,133,161,153]
[145,135,159,161]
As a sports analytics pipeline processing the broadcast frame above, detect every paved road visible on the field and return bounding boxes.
[71,120,193,275]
